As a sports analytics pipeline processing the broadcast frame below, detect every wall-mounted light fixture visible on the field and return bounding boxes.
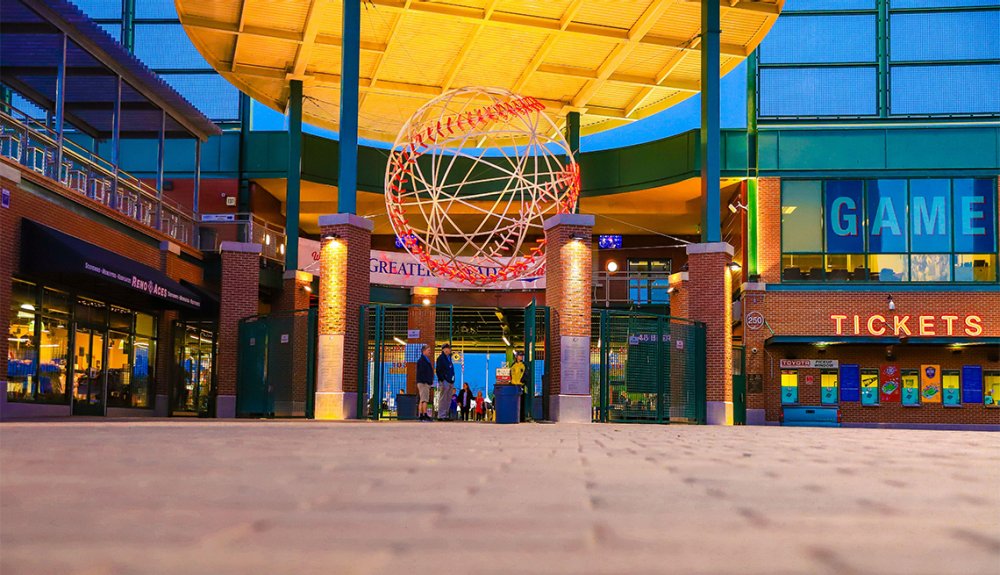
[606,260,619,273]
[570,233,589,242]
[667,286,677,295]
[727,261,742,272]
[303,285,313,293]
[322,232,340,240]
[421,297,431,306]
[887,295,896,311]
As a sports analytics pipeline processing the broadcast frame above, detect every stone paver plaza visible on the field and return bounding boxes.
[1,421,998,574]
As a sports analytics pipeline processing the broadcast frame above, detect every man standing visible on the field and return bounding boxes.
[416,344,435,422]
[436,343,455,421]
[511,350,527,421]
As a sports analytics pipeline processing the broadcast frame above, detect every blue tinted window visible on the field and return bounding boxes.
[160,74,240,120]
[868,180,908,253]
[891,11,1000,61]
[135,0,180,19]
[785,0,875,10]
[825,181,865,253]
[97,22,120,41]
[910,180,951,252]
[782,180,824,252]
[891,64,1000,115]
[760,67,877,117]
[760,15,876,64]
[134,24,210,70]
[952,179,997,253]
[892,0,999,7]
[69,0,121,19]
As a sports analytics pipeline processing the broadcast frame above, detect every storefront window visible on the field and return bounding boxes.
[985,371,1000,408]
[861,369,879,405]
[780,178,998,283]
[820,371,838,404]
[902,370,920,406]
[780,370,798,404]
[8,280,39,402]
[132,313,157,408]
[105,330,132,408]
[942,371,961,406]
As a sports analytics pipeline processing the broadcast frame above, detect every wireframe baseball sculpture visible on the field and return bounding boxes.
[385,87,580,287]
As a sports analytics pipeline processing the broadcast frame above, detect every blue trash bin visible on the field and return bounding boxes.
[494,384,521,424]
[396,393,418,420]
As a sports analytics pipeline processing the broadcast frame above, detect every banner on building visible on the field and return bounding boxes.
[779,359,839,369]
[902,373,920,406]
[920,364,942,403]
[879,364,901,403]
[298,238,545,290]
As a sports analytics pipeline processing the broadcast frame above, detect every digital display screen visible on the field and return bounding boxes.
[598,235,622,249]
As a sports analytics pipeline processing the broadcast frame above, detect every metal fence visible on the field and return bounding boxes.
[236,309,316,418]
[591,309,706,424]
[198,213,288,264]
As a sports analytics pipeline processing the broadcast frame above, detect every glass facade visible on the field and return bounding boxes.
[6,279,158,409]
[780,178,998,283]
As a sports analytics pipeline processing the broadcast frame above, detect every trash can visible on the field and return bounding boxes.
[396,393,418,421]
[494,384,522,424]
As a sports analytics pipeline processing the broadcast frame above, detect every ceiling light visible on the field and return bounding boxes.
[606,260,619,273]
[728,261,742,272]
[20,303,34,311]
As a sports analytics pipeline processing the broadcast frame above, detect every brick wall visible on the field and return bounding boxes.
[686,247,733,405]
[757,177,781,284]
[545,223,593,395]
[217,247,260,398]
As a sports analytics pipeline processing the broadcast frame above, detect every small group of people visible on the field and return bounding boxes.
[415,343,526,422]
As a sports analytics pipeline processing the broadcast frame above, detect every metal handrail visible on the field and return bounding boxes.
[0,104,196,246]
[198,212,287,265]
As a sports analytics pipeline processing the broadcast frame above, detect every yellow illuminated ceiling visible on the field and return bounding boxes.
[177,0,783,142]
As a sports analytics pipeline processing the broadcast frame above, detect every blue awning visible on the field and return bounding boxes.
[20,220,203,311]
[766,335,1000,346]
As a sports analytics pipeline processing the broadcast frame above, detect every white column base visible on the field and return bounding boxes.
[706,401,733,425]
[746,408,767,426]
[154,394,169,417]
[315,392,357,420]
[216,395,237,418]
[550,394,592,423]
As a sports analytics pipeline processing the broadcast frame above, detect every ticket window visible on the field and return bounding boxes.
[902,370,920,406]
[942,371,961,406]
[820,371,838,405]
[861,369,879,406]
[985,372,1000,407]
[780,370,798,405]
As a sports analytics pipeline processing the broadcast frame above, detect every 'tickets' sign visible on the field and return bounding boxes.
[830,314,983,337]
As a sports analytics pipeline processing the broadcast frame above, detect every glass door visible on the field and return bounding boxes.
[173,323,216,416]
[72,325,106,415]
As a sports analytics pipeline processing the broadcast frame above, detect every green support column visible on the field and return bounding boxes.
[567,111,581,213]
[285,79,303,270]
[746,48,759,277]
[338,0,360,215]
[238,92,252,218]
[121,0,135,53]
[699,0,721,243]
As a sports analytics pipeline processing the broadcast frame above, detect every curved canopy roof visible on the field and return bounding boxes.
[177,0,782,142]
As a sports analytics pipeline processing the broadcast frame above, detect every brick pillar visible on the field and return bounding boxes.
[274,270,313,416]
[544,213,594,423]
[406,288,438,395]
[757,177,781,284]
[686,242,734,425]
[217,242,261,417]
[315,213,372,419]
[668,272,688,319]
[740,282,767,425]
[154,310,178,416]
[0,166,20,417]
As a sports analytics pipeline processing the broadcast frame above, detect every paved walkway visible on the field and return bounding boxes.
[1,421,998,575]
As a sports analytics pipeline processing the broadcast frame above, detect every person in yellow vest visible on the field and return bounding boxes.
[511,351,526,421]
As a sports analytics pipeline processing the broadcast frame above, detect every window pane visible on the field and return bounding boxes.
[911,254,951,282]
[760,67,878,117]
[891,64,1000,115]
[861,369,879,405]
[109,305,133,331]
[826,254,867,281]
[781,371,798,404]
[869,254,909,281]
[986,372,1000,407]
[42,288,71,318]
[786,0,875,10]
[782,181,823,252]
[953,179,997,253]
[954,254,997,282]
[136,313,157,337]
[160,74,240,120]
[132,336,156,408]
[902,370,920,406]
[943,372,961,406]
[72,0,122,19]
[7,280,38,402]
[782,254,824,281]
[825,180,865,253]
[38,319,69,403]
[135,0,180,19]
[106,332,132,408]
[760,15,876,64]
[910,180,951,252]
[76,297,107,326]
[867,180,908,253]
[821,371,838,404]
[134,24,211,70]
[890,11,1000,62]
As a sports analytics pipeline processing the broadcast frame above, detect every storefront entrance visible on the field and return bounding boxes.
[173,321,217,416]
[71,324,106,416]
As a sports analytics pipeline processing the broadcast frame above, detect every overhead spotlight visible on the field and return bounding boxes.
[728,201,748,214]
[887,295,896,311]
[606,260,619,273]
[279,243,286,255]
[728,261,742,272]
[421,297,431,306]
[667,286,676,294]
[303,285,313,293]
[265,234,271,246]
[322,232,340,240]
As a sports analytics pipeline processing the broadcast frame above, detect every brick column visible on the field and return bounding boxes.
[217,242,261,417]
[544,213,594,423]
[757,177,782,284]
[0,165,20,417]
[406,288,438,395]
[686,242,734,425]
[315,213,372,419]
[154,310,178,416]
[668,271,688,319]
[740,282,767,425]
[275,270,313,416]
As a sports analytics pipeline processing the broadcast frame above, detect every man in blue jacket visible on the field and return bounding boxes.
[415,344,435,421]
[435,343,456,421]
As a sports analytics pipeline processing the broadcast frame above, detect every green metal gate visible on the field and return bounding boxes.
[733,345,746,425]
[236,309,316,418]
[591,309,706,424]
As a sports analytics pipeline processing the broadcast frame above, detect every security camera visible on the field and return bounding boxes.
[751,347,758,355]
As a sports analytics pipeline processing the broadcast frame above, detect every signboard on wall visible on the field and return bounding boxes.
[779,359,839,369]
[920,364,942,403]
[745,311,765,331]
[298,238,545,290]
[879,364,901,403]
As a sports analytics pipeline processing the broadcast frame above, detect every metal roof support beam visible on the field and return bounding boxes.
[701,0,721,243]
[53,33,67,183]
[155,108,166,228]
[179,14,386,52]
[111,74,122,205]
[194,138,201,217]
[339,0,360,216]
[286,79,303,270]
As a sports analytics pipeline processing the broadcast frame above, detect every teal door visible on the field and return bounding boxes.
[236,318,269,416]
[733,346,746,425]
[523,300,536,421]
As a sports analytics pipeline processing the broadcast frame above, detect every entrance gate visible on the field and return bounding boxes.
[591,309,706,424]
[236,309,316,418]
[359,303,549,420]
